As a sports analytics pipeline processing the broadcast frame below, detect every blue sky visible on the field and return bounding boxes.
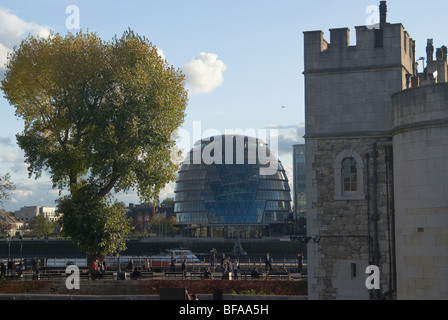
[1,0,447,211]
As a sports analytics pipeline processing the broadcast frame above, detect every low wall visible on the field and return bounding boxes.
[0,237,307,259]
[47,279,152,296]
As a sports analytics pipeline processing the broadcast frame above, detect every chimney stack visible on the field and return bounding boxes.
[379,1,387,24]
[427,39,434,62]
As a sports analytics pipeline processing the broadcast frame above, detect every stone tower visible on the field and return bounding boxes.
[303,2,448,300]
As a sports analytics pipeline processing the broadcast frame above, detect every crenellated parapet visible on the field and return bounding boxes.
[304,23,416,76]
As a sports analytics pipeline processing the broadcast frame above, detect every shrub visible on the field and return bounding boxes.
[0,280,47,294]
[139,279,307,296]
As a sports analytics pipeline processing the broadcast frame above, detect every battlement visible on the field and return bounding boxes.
[304,23,416,75]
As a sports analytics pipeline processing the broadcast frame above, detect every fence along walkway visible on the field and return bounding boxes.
[1,258,307,281]
[109,256,305,271]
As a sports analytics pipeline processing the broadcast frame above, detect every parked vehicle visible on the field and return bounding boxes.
[105,248,201,268]
[149,248,201,266]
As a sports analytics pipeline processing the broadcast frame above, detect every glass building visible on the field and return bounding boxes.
[292,144,306,216]
[174,134,292,238]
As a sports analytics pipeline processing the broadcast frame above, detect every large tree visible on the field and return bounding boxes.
[1,30,188,257]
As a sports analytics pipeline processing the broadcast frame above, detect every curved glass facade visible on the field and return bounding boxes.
[174,135,291,237]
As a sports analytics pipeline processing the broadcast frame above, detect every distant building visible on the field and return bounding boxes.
[13,206,59,223]
[292,144,306,216]
[304,1,448,300]
[40,207,58,222]
[126,201,175,234]
[174,134,292,238]
[0,210,24,235]
[13,206,39,223]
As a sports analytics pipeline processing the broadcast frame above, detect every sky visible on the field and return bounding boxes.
[0,0,447,212]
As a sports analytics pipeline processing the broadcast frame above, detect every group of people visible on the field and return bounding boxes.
[210,250,305,279]
[86,250,304,281]
[220,254,240,280]
[201,253,242,280]
[0,259,24,278]
[0,257,45,279]
[169,253,188,275]
[265,252,305,274]
[91,259,107,279]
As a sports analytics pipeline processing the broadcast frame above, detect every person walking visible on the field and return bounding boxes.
[0,261,5,279]
[144,258,150,271]
[126,259,134,271]
[170,253,176,271]
[16,262,23,277]
[232,258,240,280]
[98,260,105,274]
[91,259,98,272]
[7,259,12,276]
[221,257,230,280]
[33,258,40,278]
[226,256,232,279]
[91,259,100,279]
[220,253,226,270]
[264,252,272,273]
[210,248,217,269]
[297,253,303,274]
[181,258,187,278]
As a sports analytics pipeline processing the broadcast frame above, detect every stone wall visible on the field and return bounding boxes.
[306,137,395,299]
[304,7,447,300]
[303,23,414,137]
[392,83,448,299]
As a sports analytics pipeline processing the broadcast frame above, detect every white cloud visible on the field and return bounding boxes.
[0,152,22,163]
[114,181,176,207]
[158,182,175,200]
[0,42,8,70]
[6,180,66,211]
[11,189,34,199]
[0,7,50,47]
[0,7,51,75]
[0,136,13,147]
[265,123,305,155]
[182,52,227,95]
[156,47,166,61]
[283,163,293,182]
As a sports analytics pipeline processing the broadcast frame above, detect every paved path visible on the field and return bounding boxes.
[0,293,307,300]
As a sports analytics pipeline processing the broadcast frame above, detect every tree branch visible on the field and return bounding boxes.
[98,175,120,197]
[98,160,120,197]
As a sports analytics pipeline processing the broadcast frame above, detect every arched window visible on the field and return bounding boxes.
[342,157,357,192]
[334,150,365,200]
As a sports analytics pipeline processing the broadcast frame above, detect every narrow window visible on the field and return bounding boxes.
[334,150,365,200]
[374,28,383,48]
[351,263,357,279]
[342,157,357,192]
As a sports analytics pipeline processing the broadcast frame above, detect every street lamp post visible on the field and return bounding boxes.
[6,234,11,276]
[6,234,11,262]
[19,235,23,265]
[117,235,121,274]
[45,232,49,267]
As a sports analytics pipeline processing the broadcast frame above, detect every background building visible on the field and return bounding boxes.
[126,200,175,236]
[0,210,24,235]
[174,134,291,238]
[13,206,59,223]
[288,144,306,235]
[304,1,447,300]
[293,144,306,216]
